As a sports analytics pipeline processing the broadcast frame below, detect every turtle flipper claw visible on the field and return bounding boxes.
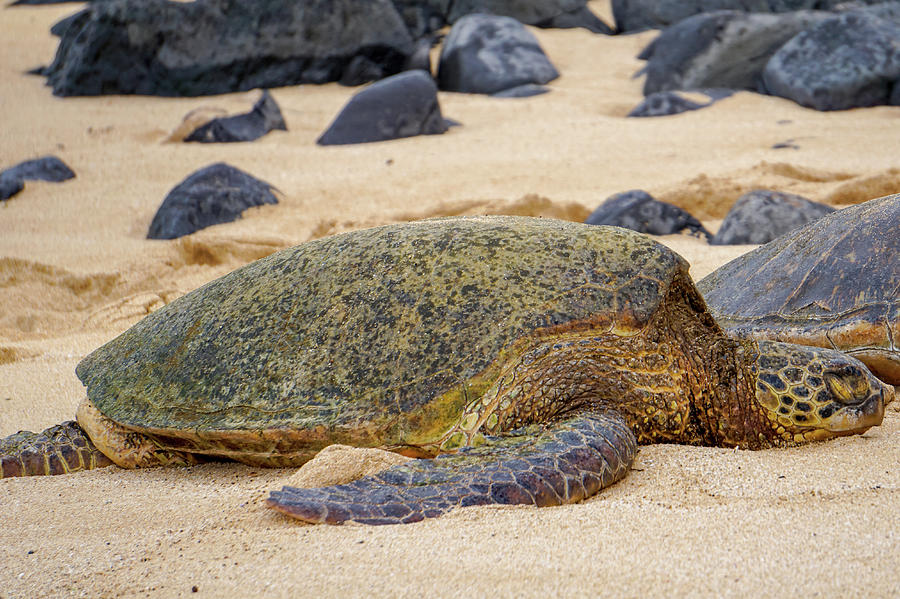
[267,412,636,525]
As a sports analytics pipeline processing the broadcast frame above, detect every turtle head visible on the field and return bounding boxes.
[751,340,890,443]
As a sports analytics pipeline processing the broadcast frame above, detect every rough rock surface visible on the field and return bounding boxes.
[43,0,415,96]
[710,189,835,245]
[436,14,559,94]
[0,156,76,201]
[185,90,287,143]
[389,0,612,36]
[612,0,882,32]
[762,9,900,110]
[585,190,711,238]
[640,10,831,95]
[317,70,450,145]
[146,163,278,240]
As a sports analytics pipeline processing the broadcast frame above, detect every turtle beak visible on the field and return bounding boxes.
[883,383,895,407]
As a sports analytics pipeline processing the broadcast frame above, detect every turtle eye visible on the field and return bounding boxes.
[824,371,865,404]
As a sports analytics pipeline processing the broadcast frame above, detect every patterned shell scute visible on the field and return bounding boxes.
[75,216,684,435]
[698,194,900,322]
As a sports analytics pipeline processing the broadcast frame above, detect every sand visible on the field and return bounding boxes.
[2,2,900,597]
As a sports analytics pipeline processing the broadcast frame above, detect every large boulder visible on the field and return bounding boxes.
[710,190,835,245]
[147,163,278,239]
[436,14,559,94]
[640,10,831,94]
[612,0,883,32]
[317,70,450,145]
[44,0,415,96]
[762,8,900,110]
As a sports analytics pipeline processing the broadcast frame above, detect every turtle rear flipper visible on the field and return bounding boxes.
[0,421,113,478]
[267,412,636,525]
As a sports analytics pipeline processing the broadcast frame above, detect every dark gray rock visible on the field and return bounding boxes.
[491,84,550,97]
[43,0,415,97]
[446,0,588,25]
[640,10,831,95]
[710,190,835,245]
[184,90,287,143]
[762,9,900,110]
[436,14,559,94]
[0,156,76,201]
[146,163,278,240]
[390,0,448,37]
[317,70,450,146]
[628,89,734,116]
[0,177,25,202]
[389,0,611,35]
[585,190,711,238]
[535,5,615,33]
[612,0,884,32]
[50,10,88,38]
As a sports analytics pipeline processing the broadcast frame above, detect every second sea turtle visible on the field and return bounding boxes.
[699,194,900,385]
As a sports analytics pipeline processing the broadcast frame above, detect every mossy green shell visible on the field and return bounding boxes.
[76,216,684,444]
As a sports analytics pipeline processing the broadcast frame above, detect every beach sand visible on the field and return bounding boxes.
[2,2,899,597]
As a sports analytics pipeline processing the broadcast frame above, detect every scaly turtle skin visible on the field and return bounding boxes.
[699,194,900,385]
[0,216,890,525]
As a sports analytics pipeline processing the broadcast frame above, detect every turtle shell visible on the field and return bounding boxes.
[76,216,686,456]
[698,194,900,384]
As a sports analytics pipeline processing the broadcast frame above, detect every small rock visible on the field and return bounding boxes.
[318,70,450,145]
[146,163,278,240]
[710,190,835,245]
[184,90,287,143]
[491,84,550,98]
[585,190,711,238]
[0,156,76,201]
[628,89,733,117]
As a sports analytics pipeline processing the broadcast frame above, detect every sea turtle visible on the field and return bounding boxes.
[699,194,900,385]
[0,216,890,525]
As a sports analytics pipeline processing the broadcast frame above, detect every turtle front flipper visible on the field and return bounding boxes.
[0,421,114,478]
[267,412,636,525]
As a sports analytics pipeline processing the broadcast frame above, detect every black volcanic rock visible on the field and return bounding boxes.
[318,70,450,145]
[436,13,559,94]
[639,10,830,95]
[43,0,415,97]
[762,8,900,110]
[612,0,884,33]
[0,156,76,201]
[628,89,734,116]
[585,190,711,238]
[147,163,278,239]
[185,90,287,143]
[710,190,835,245]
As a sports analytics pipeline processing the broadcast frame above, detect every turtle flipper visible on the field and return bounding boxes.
[0,421,114,478]
[267,412,636,525]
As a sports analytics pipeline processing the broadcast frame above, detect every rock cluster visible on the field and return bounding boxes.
[637,3,900,110]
